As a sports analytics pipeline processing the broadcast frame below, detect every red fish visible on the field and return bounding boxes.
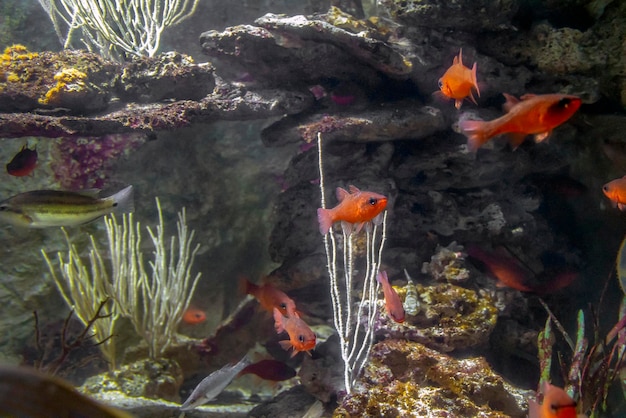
[528,382,577,418]
[6,145,37,177]
[466,246,536,292]
[273,308,316,357]
[240,277,298,317]
[436,49,480,109]
[460,93,581,151]
[182,307,207,325]
[602,175,626,210]
[317,185,388,235]
[377,271,405,323]
[239,359,296,381]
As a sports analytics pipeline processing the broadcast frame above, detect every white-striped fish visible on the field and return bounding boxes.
[403,269,420,316]
[180,355,251,411]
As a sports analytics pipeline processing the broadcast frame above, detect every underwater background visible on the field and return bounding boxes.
[0,0,625,417]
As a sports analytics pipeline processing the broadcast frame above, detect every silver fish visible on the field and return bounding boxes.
[403,269,420,316]
[180,355,251,411]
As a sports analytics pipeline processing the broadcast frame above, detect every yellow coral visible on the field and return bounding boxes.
[1,44,38,66]
[38,68,88,105]
[6,72,19,83]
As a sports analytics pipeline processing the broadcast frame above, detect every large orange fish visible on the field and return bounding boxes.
[602,175,626,210]
[377,271,405,323]
[273,308,316,357]
[528,382,577,418]
[182,307,207,325]
[317,185,387,235]
[460,93,582,151]
[436,48,480,109]
[6,144,37,177]
[240,277,298,317]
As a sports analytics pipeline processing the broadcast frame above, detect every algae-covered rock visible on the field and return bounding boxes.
[335,339,530,417]
[376,283,498,352]
[81,358,183,403]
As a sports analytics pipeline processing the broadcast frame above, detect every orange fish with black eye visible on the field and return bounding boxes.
[460,93,582,151]
[240,277,298,317]
[273,308,316,357]
[182,307,207,325]
[317,185,387,235]
[377,271,405,323]
[436,48,480,110]
[6,144,37,177]
[528,382,578,418]
[602,175,626,211]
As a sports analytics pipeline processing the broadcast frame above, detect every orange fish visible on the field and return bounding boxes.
[182,307,207,325]
[6,145,37,177]
[436,48,480,109]
[602,175,626,210]
[528,382,577,418]
[377,271,405,323]
[240,277,298,317]
[466,246,536,292]
[317,185,387,235]
[239,359,296,381]
[460,93,582,151]
[273,308,316,357]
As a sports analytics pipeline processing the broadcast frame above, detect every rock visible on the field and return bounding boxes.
[377,0,520,32]
[262,103,446,147]
[336,339,531,417]
[247,386,319,418]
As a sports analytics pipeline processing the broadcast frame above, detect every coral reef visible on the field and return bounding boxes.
[375,283,498,352]
[421,241,470,283]
[336,339,530,417]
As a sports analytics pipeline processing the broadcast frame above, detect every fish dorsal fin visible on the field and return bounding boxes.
[75,188,101,198]
[348,185,361,194]
[454,48,462,66]
[520,93,537,100]
[502,93,519,112]
[336,187,350,202]
[471,62,480,97]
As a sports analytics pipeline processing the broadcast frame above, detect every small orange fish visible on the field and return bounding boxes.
[239,359,296,381]
[436,49,480,109]
[6,145,37,177]
[240,277,298,317]
[317,185,387,235]
[377,271,405,323]
[528,382,577,418]
[182,307,207,325]
[602,175,626,210]
[273,308,316,357]
[460,93,582,151]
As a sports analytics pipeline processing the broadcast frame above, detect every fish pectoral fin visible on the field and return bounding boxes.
[278,340,293,351]
[618,203,626,211]
[340,221,353,236]
[534,131,551,143]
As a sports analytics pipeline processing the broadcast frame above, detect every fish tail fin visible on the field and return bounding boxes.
[459,120,490,152]
[471,62,480,97]
[109,185,134,214]
[317,208,333,235]
[376,270,388,285]
[273,308,285,333]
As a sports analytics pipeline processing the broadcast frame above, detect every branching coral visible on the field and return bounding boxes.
[42,198,201,367]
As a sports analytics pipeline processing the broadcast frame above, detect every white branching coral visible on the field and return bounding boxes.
[42,198,201,366]
[37,0,199,59]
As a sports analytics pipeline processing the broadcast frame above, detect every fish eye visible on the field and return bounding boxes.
[437,79,443,89]
[368,198,378,206]
[603,185,610,192]
[279,302,287,310]
[298,335,305,343]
